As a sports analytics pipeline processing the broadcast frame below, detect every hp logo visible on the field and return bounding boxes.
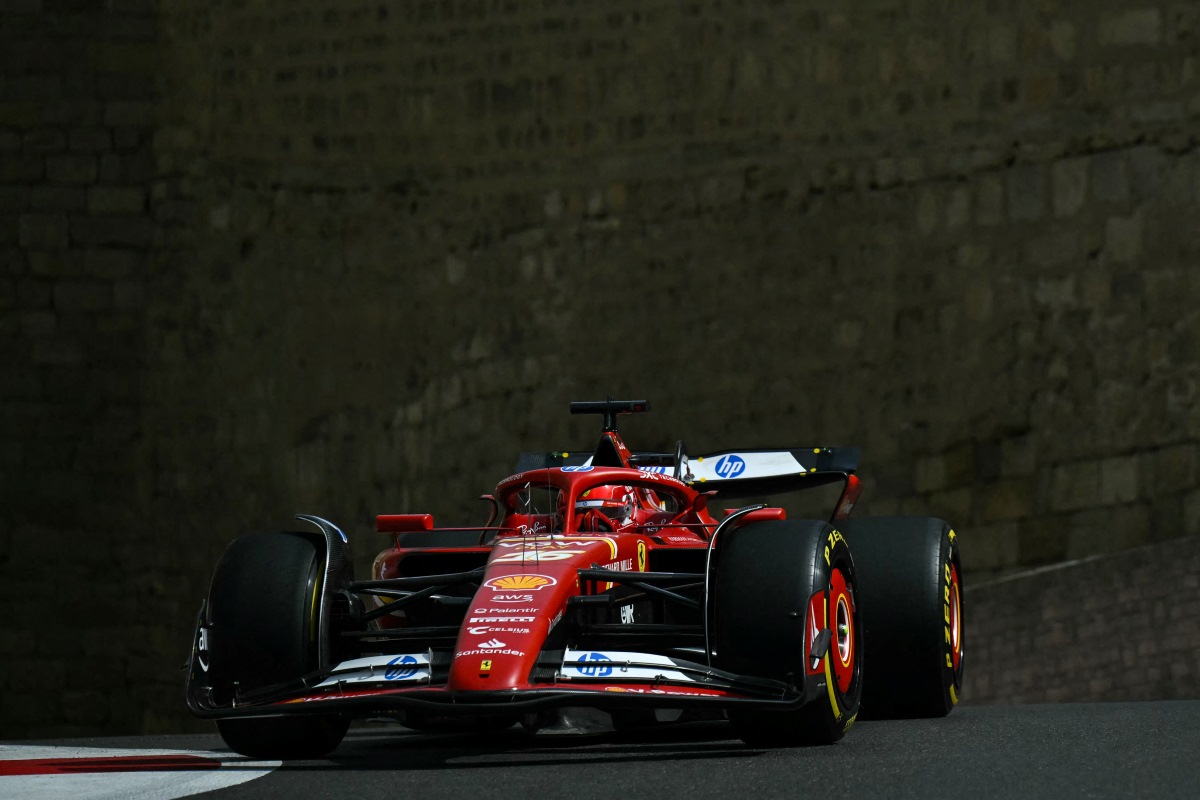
[385,655,419,680]
[715,455,746,478]
[575,652,613,678]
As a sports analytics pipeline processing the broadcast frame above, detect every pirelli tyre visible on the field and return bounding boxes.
[712,520,863,746]
[838,516,963,718]
[206,531,350,759]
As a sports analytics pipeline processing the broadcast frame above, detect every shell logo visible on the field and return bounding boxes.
[486,574,558,591]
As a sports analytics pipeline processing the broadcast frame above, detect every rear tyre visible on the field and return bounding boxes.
[207,531,349,759]
[712,520,863,746]
[839,516,963,718]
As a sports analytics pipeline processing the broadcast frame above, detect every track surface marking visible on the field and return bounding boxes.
[0,745,278,799]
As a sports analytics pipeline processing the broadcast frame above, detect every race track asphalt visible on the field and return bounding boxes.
[11,701,1200,800]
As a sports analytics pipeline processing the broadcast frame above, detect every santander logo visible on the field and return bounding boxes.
[479,639,506,649]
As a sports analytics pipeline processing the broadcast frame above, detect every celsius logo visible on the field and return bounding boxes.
[574,652,613,678]
[385,654,419,680]
[715,454,746,478]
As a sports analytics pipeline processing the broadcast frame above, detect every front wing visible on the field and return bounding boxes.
[185,645,831,720]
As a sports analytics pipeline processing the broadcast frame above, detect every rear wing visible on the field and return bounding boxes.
[513,446,860,499]
[681,447,860,499]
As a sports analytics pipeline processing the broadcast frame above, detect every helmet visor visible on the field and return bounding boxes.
[575,498,631,523]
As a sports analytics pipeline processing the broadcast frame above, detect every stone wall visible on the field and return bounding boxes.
[965,535,1200,704]
[1,0,160,735]
[2,0,1198,737]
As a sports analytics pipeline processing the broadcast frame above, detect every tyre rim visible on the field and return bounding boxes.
[949,563,962,672]
[829,567,855,693]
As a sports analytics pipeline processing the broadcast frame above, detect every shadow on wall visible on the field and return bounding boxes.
[962,535,1200,704]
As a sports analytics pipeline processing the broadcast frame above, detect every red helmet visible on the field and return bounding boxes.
[575,485,637,531]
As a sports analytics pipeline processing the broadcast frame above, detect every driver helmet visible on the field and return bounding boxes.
[575,485,637,530]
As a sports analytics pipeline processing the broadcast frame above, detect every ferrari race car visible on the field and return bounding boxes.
[186,400,964,757]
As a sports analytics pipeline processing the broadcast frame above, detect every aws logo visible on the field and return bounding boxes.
[485,574,558,591]
[491,593,534,603]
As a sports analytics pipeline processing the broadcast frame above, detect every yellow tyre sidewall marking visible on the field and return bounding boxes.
[821,596,843,721]
[824,653,842,721]
[309,557,325,643]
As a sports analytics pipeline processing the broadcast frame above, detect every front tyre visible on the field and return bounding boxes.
[206,531,349,758]
[712,520,863,746]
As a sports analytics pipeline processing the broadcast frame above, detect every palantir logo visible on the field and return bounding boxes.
[715,454,746,478]
[576,652,613,678]
[385,654,419,680]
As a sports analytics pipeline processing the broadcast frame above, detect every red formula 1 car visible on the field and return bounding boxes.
[186,400,964,758]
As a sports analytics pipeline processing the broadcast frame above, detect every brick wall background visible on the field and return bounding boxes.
[966,535,1200,704]
[2,1,159,734]
[2,0,1198,736]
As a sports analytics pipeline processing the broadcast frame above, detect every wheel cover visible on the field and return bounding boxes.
[829,567,856,693]
[949,563,962,671]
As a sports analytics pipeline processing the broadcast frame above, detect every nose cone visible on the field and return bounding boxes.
[446,571,567,691]
[446,537,616,692]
